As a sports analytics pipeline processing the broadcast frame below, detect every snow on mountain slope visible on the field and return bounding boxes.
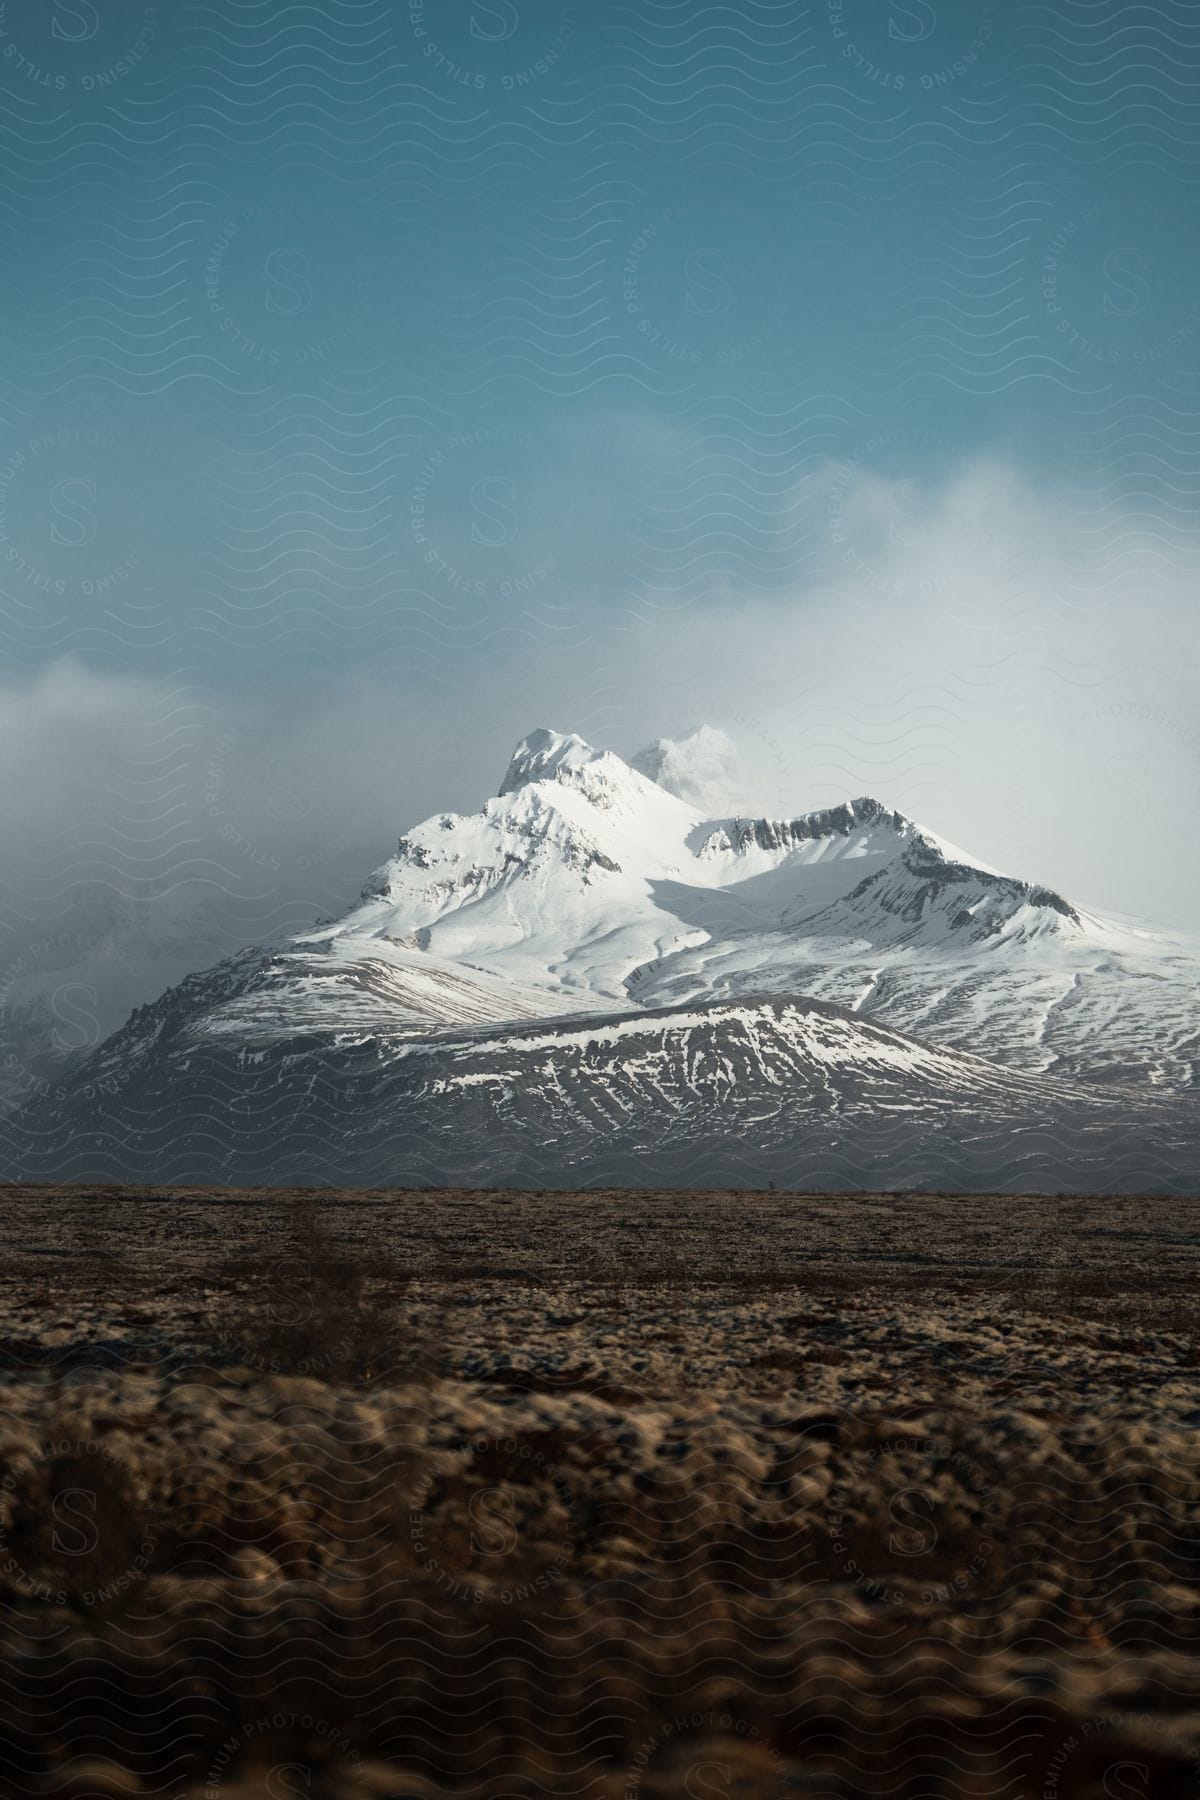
[207,724,1192,1089]
[193,937,585,1042]
[298,731,1088,1009]
[7,988,1187,1193]
[3,723,1197,1191]
[345,728,707,1004]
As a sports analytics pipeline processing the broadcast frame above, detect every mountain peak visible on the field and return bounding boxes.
[499,728,599,797]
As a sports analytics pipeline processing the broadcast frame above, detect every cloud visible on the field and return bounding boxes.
[632,725,748,813]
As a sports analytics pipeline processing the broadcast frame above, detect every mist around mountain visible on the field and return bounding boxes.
[4,726,1197,1192]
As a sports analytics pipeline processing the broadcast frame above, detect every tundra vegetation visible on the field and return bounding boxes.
[0,1184,1196,1798]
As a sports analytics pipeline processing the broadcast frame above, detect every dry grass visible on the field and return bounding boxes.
[0,1186,1197,1796]
[210,1197,428,1383]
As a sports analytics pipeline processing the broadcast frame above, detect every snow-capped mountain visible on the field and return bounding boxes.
[4,726,1197,1191]
[631,724,746,812]
[192,726,1198,1084]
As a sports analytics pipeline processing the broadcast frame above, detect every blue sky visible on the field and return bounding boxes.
[1,0,1199,1048]
[1,0,1197,686]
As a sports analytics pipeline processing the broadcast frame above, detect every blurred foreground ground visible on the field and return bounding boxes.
[0,1184,1197,1798]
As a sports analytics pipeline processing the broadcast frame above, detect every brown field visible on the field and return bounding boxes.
[0,1183,1198,1798]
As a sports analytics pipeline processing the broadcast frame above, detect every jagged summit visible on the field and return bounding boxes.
[708,795,903,848]
[317,726,1107,1061]
[365,726,1080,959]
[496,727,690,824]
[499,728,597,796]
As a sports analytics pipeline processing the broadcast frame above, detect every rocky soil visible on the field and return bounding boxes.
[0,1184,1197,1798]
